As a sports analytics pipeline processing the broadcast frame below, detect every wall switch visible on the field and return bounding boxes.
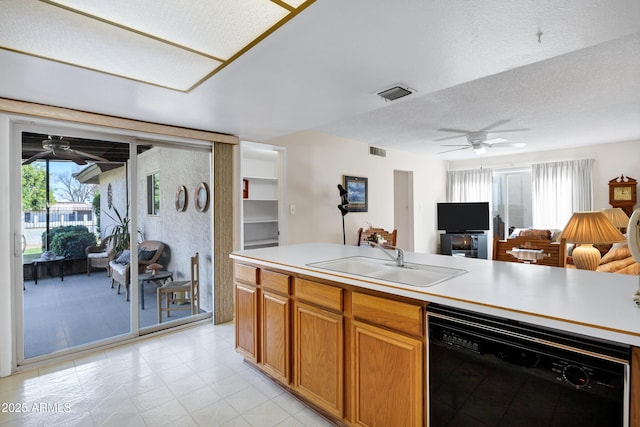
[289,204,296,215]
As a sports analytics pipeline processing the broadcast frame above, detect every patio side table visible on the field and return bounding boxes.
[138,271,173,309]
[32,256,66,285]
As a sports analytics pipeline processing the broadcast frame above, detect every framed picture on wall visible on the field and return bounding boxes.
[344,175,368,212]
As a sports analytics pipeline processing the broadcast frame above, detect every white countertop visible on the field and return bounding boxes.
[231,242,640,347]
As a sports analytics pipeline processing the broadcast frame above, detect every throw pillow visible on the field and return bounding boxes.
[139,249,157,261]
[115,249,131,264]
[599,243,631,264]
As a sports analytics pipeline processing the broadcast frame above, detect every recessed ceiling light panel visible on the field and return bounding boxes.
[48,0,290,60]
[0,0,316,91]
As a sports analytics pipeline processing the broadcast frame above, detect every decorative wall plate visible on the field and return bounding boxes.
[195,182,209,212]
[175,185,187,212]
[107,183,113,209]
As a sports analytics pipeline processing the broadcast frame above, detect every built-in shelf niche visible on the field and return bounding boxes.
[241,143,281,249]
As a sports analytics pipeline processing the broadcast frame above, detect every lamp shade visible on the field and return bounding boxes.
[559,211,626,244]
[601,207,630,229]
[560,211,627,270]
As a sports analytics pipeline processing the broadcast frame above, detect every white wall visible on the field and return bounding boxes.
[268,130,448,254]
[448,139,640,213]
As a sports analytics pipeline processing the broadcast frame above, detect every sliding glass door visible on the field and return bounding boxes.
[17,122,213,364]
[133,143,213,331]
[20,129,133,360]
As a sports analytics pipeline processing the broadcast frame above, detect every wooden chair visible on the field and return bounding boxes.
[357,227,397,247]
[157,252,200,323]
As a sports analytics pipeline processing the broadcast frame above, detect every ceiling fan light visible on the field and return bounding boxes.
[474,146,487,155]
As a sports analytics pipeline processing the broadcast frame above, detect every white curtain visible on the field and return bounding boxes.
[447,168,493,202]
[531,159,593,229]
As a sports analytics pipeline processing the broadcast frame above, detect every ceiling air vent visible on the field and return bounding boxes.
[369,146,387,157]
[377,84,415,101]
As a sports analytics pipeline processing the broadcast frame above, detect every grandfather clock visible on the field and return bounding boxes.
[608,175,637,217]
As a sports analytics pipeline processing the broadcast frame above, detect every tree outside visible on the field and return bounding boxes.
[53,168,97,203]
[22,164,55,211]
[22,162,98,255]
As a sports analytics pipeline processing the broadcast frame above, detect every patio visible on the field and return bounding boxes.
[23,269,198,359]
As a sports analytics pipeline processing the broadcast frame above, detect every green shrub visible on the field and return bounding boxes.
[42,226,97,259]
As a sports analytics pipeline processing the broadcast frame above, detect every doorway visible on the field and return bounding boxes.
[393,170,414,251]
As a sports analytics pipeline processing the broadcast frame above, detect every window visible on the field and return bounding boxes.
[492,169,532,239]
[147,172,160,215]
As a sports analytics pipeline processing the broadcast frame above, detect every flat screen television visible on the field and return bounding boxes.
[437,202,490,233]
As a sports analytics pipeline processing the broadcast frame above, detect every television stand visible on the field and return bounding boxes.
[440,232,487,259]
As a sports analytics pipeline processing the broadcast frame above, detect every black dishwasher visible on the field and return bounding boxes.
[427,304,630,426]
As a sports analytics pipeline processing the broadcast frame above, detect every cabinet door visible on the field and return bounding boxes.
[235,282,259,363]
[351,320,423,427]
[293,301,344,419]
[261,290,290,384]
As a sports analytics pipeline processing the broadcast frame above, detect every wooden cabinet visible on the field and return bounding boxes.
[233,263,425,426]
[260,270,291,384]
[235,281,258,363]
[235,264,259,362]
[293,278,344,418]
[294,301,344,418]
[351,321,423,426]
[350,292,424,427]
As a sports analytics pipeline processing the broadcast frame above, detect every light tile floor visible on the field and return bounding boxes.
[0,322,334,427]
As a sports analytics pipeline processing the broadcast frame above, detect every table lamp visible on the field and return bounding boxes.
[602,207,630,234]
[560,211,626,270]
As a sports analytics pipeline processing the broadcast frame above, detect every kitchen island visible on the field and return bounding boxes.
[231,242,640,426]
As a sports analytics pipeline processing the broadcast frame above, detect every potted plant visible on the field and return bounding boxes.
[103,205,137,254]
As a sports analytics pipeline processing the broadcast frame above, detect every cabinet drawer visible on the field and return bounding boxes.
[262,270,290,295]
[235,263,259,285]
[294,278,342,312]
[352,292,423,336]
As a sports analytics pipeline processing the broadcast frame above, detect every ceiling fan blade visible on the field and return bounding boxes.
[53,149,88,165]
[480,119,511,131]
[488,128,531,134]
[433,134,468,142]
[440,144,472,147]
[489,142,526,148]
[483,138,508,145]
[437,146,471,154]
[22,151,50,165]
[69,149,108,163]
[436,127,473,134]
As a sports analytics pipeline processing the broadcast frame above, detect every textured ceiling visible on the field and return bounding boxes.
[0,0,639,160]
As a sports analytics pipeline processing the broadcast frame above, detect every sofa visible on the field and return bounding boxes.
[593,243,640,275]
[110,240,165,301]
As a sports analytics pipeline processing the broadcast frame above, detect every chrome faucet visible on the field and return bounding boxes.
[368,241,404,267]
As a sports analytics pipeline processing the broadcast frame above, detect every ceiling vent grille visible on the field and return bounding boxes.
[369,146,387,157]
[377,85,414,101]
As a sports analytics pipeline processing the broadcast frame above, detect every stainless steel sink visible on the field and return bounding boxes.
[307,256,466,287]
[307,257,391,275]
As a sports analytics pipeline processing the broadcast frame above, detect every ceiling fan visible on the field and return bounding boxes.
[22,136,108,165]
[435,120,529,154]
